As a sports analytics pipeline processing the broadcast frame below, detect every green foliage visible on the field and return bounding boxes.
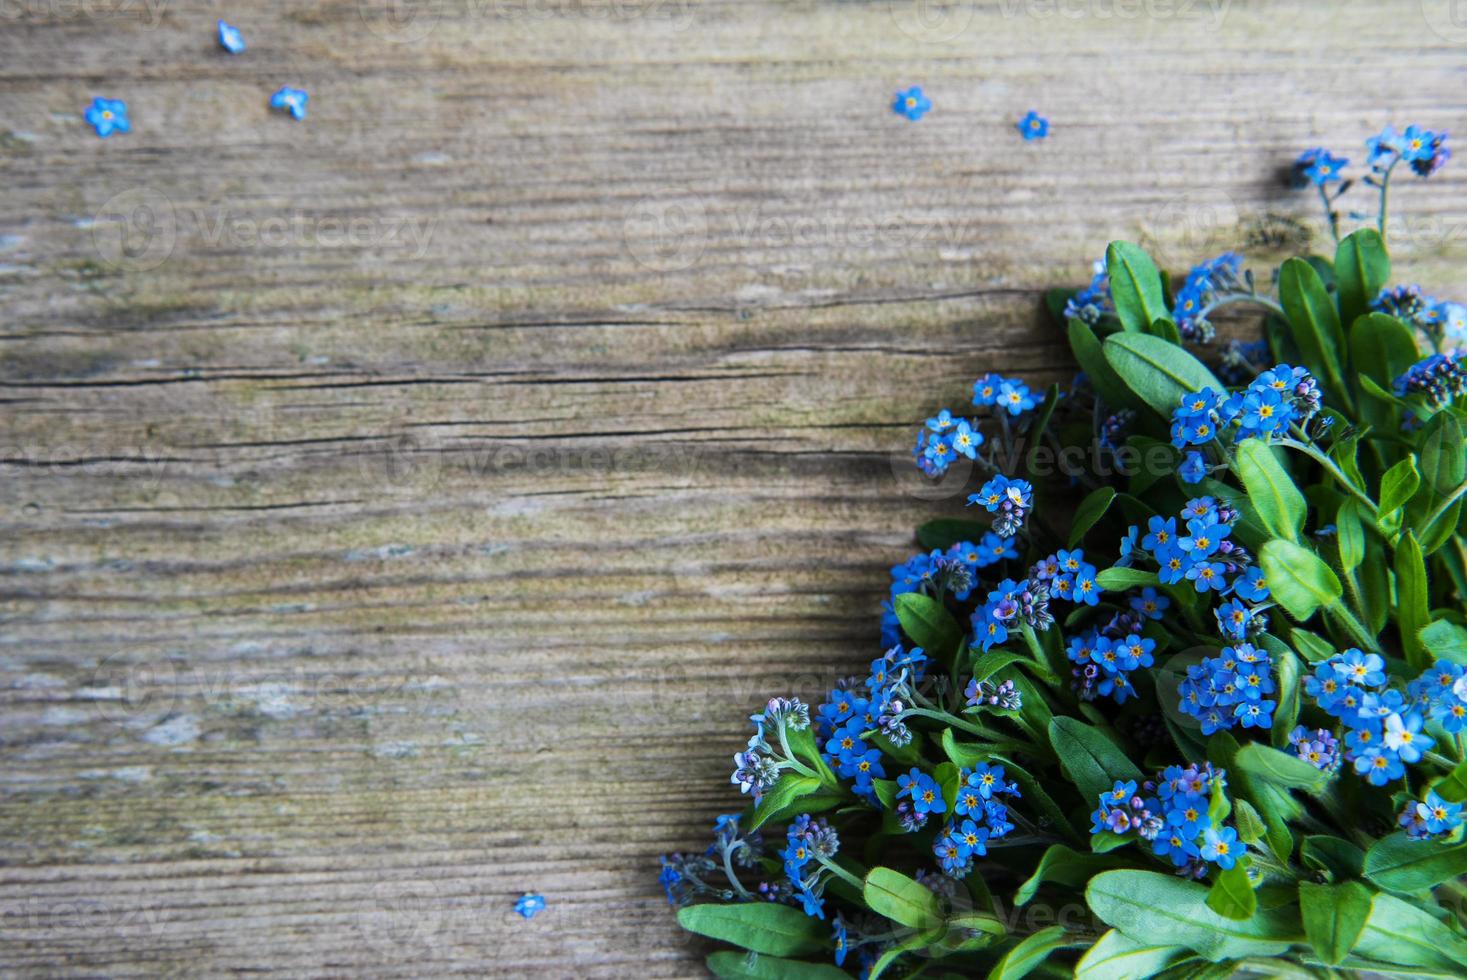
[671,232,1467,980]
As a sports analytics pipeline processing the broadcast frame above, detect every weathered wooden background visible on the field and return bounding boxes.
[1,0,1464,974]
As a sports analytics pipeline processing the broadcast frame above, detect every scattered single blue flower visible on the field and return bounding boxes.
[270,86,309,120]
[1017,110,1048,141]
[84,97,130,138]
[514,893,545,919]
[218,19,245,54]
[893,86,930,122]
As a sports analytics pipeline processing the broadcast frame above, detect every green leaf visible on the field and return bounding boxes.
[1233,742,1330,792]
[1336,500,1366,573]
[1085,870,1301,960]
[1233,800,1267,844]
[1288,628,1338,663]
[1336,228,1390,326]
[1421,620,1467,665]
[749,775,822,832]
[1074,930,1188,980]
[1364,832,1467,894]
[1205,863,1257,921]
[1299,880,1372,966]
[863,867,942,931]
[1355,891,1467,971]
[1094,566,1158,591]
[1379,456,1421,518]
[986,926,1073,980]
[1068,319,1136,411]
[706,951,854,980]
[1301,835,1366,880]
[1349,313,1419,432]
[1270,644,1304,748]
[1233,440,1306,542]
[894,592,962,660]
[916,518,991,551]
[867,927,943,980]
[1048,717,1143,805]
[1102,332,1225,418]
[1106,241,1169,333]
[990,752,1082,844]
[1259,539,1342,620]
[1410,411,1466,554]
[1434,760,1467,802]
[678,903,829,957]
[1014,847,1123,907]
[1068,487,1116,547]
[1396,532,1431,669]
[1279,256,1349,407]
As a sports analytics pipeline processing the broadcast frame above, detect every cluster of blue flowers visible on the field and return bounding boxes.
[913,374,1041,479]
[814,646,930,796]
[782,815,843,919]
[1091,764,1243,878]
[894,763,1019,878]
[1066,614,1157,705]
[1178,642,1278,735]
[1366,124,1452,179]
[1394,351,1467,406]
[1287,726,1342,772]
[1141,498,1261,595]
[660,814,770,907]
[968,473,1036,538]
[1302,650,1467,786]
[915,375,1044,481]
[1400,790,1466,841]
[1171,252,1245,343]
[1064,259,1113,325]
[1171,364,1322,458]
[732,697,814,802]
[1373,284,1467,343]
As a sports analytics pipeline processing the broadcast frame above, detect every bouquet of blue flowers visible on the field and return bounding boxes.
[663,126,1467,979]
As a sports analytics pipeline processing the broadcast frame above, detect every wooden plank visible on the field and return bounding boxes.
[0,0,1464,974]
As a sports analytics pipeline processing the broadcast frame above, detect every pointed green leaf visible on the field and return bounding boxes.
[1014,845,1128,905]
[1102,332,1225,418]
[748,774,822,832]
[1205,864,1257,921]
[1106,241,1169,333]
[1234,742,1330,792]
[894,592,962,659]
[678,902,829,956]
[1395,532,1430,669]
[1068,319,1137,410]
[1074,930,1188,980]
[986,925,1074,980]
[1364,832,1467,894]
[1279,256,1349,407]
[863,867,942,931]
[1379,456,1421,518]
[1259,539,1342,620]
[1233,440,1305,541]
[1299,880,1372,966]
[1355,892,1467,970]
[1336,229,1390,326]
[1068,486,1116,547]
[1085,870,1301,960]
[1048,717,1143,804]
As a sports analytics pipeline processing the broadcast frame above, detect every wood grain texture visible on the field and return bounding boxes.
[0,0,1464,974]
